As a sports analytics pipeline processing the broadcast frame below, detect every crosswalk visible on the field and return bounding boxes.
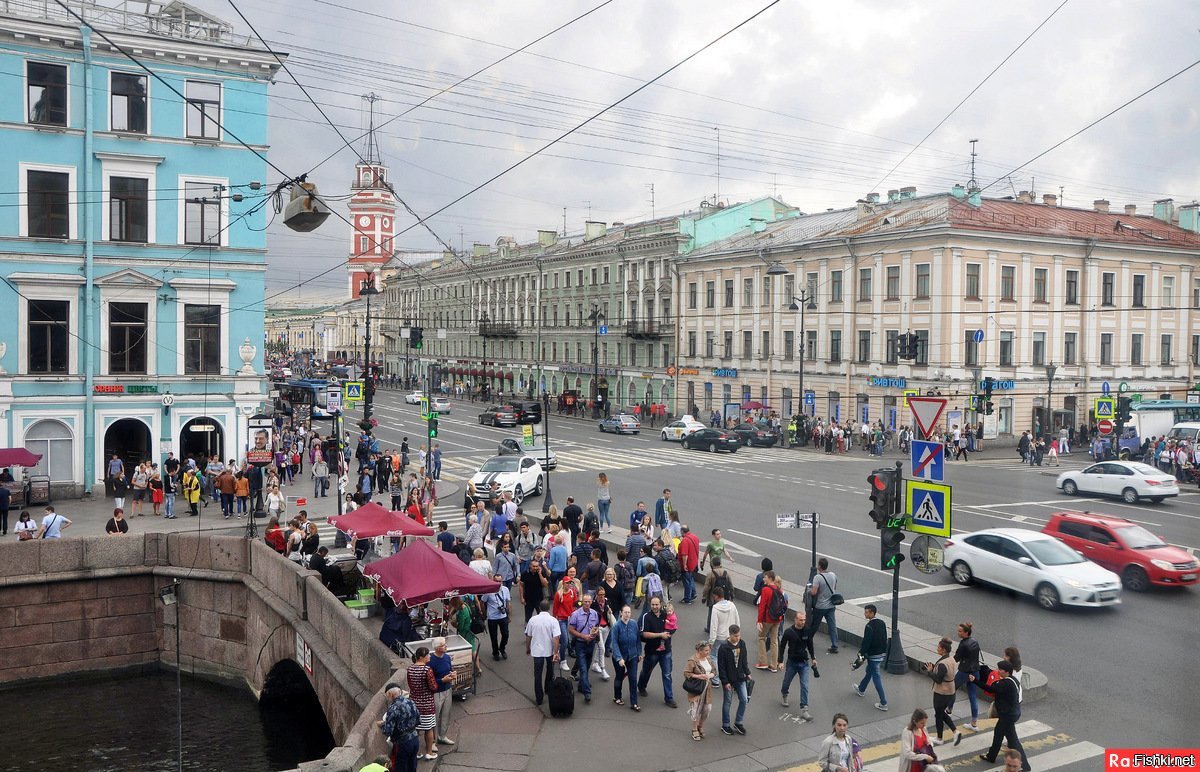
[781,718,1102,772]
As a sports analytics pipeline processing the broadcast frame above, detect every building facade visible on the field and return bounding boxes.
[0,3,281,493]
[676,188,1200,437]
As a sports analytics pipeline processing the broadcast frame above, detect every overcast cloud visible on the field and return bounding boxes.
[191,0,1200,301]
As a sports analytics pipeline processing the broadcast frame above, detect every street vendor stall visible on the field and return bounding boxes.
[329,501,434,560]
[363,540,500,698]
[0,448,42,507]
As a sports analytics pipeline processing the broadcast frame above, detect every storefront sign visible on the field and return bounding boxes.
[560,364,619,376]
[867,377,906,388]
[712,368,738,378]
[93,384,160,394]
[977,379,1016,391]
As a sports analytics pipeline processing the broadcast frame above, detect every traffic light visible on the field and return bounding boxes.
[428,414,439,439]
[1117,396,1132,424]
[409,327,424,349]
[895,333,909,361]
[985,400,995,416]
[983,376,995,401]
[881,522,906,570]
[867,468,897,528]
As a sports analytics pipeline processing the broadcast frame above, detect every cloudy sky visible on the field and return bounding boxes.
[195,0,1200,302]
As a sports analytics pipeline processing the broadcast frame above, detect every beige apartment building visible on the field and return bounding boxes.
[675,188,1200,438]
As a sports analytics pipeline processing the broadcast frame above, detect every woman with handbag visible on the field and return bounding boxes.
[921,638,961,746]
[683,641,714,740]
[899,708,944,772]
[818,713,863,772]
[14,511,37,541]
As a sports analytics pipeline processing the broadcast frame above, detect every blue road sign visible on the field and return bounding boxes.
[804,392,815,405]
[1101,381,1111,396]
[972,329,984,344]
[906,481,951,537]
[911,439,945,482]
[598,325,608,335]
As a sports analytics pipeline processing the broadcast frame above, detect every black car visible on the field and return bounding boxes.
[682,428,740,453]
[730,422,778,447]
[510,401,543,424]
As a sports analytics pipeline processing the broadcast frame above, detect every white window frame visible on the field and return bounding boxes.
[184,79,222,140]
[24,58,70,128]
[10,273,84,376]
[170,278,235,376]
[18,162,78,239]
[96,269,163,376]
[98,153,162,243]
[108,69,150,134]
[1161,275,1175,308]
[176,175,229,247]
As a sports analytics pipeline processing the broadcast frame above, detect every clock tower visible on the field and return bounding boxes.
[347,93,394,298]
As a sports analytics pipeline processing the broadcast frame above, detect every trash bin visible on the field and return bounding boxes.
[26,475,51,505]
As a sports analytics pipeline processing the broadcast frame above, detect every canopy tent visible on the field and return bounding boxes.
[363,539,500,606]
[740,401,770,410]
[328,502,434,540]
[0,448,42,467]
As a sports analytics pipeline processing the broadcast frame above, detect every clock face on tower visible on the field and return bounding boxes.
[357,215,371,227]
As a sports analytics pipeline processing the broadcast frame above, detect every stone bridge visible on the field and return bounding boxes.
[0,533,402,770]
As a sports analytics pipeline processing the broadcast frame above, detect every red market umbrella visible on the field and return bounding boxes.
[740,401,769,410]
[328,502,434,539]
[470,368,480,377]
[505,372,514,380]
[363,539,500,606]
[0,448,42,467]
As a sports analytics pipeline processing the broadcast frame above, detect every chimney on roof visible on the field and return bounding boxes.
[899,186,917,200]
[1042,194,1057,207]
[537,229,558,248]
[951,184,966,200]
[1153,198,1175,223]
[1093,199,1110,213]
[1016,190,1033,203]
[866,192,880,204]
[1178,203,1200,233]
[887,189,900,203]
[1124,204,1137,216]
[584,221,607,241]
[749,217,766,234]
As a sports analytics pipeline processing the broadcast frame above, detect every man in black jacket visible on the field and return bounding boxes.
[852,604,888,711]
[717,624,753,736]
[778,612,816,720]
[973,660,1030,771]
[953,622,982,730]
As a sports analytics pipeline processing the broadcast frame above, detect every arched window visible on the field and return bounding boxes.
[25,419,73,481]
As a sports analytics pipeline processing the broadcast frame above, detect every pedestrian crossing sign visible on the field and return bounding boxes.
[905,480,951,537]
[344,380,364,403]
[902,389,919,409]
[1094,397,1115,419]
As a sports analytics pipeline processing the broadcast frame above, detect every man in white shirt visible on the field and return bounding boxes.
[524,600,560,706]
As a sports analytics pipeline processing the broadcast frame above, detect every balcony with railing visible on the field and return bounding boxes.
[479,320,518,338]
[625,319,667,339]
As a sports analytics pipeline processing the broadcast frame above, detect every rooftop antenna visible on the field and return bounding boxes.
[967,138,979,189]
[773,173,778,199]
[714,127,722,204]
[562,207,567,236]
[361,93,382,166]
[646,183,656,219]
[584,200,592,220]
[1059,185,1065,206]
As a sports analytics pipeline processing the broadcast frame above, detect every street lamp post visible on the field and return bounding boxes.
[541,390,554,513]
[1043,362,1057,439]
[360,269,380,428]
[788,289,815,446]
[589,306,605,419]
[351,320,359,368]
[479,313,490,399]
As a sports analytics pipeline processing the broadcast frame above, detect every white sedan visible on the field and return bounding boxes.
[469,455,544,505]
[944,527,1122,611]
[1056,461,1179,504]
[404,391,424,405]
[661,417,705,442]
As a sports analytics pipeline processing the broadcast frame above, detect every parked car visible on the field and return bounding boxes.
[432,397,451,414]
[661,416,705,442]
[404,391,424,405]
[599,414,641,434]
[681,428,740,453]
[1056,460,1179,504]
[497,437,558,470]
[510,401,543,425]
[478,405,517,427]
[1042,511,1199,591]
[730,422,778,447]
[943,527,1122,611]
[469,455,544,505]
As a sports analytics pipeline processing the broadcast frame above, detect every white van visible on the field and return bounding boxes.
[1166,422,1200,445]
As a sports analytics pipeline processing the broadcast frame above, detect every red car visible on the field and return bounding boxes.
[1042,511,1199,592]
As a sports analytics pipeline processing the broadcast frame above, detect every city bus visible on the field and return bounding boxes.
[272,378,334,420]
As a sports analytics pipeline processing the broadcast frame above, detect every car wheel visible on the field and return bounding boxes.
[1121,487,1140,504]
[1061,479,1078,495]
[1122,565,1150,592]
[1119,449,1131,460]
[661,432,668,441]
[479,416,485,424]
[951,561,974,585]
[533,476,543,496]
[1035,582,1061,611]
[708,442,718,453]
[513,485,524,505]
[730,446,737,453]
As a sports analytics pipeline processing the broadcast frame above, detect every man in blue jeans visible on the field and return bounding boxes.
[637,596,677,707]
[778,612,815,721]
[808,558,840,653]
[852,604,889,711]
[717,624,753,734]
[568,594,600,703]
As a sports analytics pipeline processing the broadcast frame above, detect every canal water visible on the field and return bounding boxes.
[0,670,332,771]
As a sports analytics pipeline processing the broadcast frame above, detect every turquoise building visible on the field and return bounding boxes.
[0,3,282,495]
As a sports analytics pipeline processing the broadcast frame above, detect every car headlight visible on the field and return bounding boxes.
[1064,578,1087,589]
[1150,559,1174,571]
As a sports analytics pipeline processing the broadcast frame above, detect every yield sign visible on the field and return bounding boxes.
[908,397,947,439]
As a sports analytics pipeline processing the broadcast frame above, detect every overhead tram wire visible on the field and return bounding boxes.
[242,0,786,312]
[870,0,1071,193]
[300,0,615,179]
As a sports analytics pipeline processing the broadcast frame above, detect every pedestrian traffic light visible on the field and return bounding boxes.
[428,414,439,439]
[867,468,897,528]
[983,376,995,401]
[881,523,906,570]
[1117,396,1132,424]
[985,400,995,416]
[410,327,424,349]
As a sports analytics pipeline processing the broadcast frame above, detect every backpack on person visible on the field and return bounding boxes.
[582,511,599,535]
[616,560,637,595]
[766,585,788,621]
[656,550,681,584]
[468,600,486,635]
[713,569,734,601]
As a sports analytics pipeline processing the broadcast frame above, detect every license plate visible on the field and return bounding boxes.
[1182,574,1197,581]
[1098,591,1117,601]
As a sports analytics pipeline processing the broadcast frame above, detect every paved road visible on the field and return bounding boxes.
[347,388,1195,753]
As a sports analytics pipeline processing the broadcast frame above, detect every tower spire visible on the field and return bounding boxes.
[362,92,382,166]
